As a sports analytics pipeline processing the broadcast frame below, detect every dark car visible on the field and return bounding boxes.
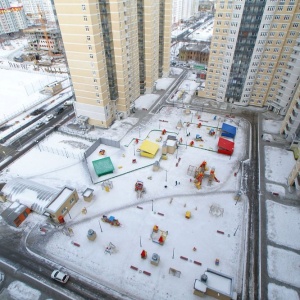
[54,107,64,115]
[30,108,44,116]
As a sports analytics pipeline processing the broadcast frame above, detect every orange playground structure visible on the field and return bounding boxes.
[187,161,220,189]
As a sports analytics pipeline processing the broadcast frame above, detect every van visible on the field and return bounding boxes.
[63,100,74,106]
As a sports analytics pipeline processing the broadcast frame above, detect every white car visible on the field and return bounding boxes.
[45,114,54,122]
[51,270,69,283]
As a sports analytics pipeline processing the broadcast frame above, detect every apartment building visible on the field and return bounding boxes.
[22,0,57,27]
[200,0,300,114]
[0,0,28,34]
[53,0,171,128]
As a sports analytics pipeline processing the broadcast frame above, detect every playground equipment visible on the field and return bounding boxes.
[197,123,202,128]
[141,250,147,259]
[209,128,216,136]
[151,253,160,266]
[101,215,121,226]
[215,258,220,266]
[187,161,219,189]
[195,134,203,141]
[151,225,168,245]
[185,211,191,219]
[105,242,116,255]
[156,136,162,142]
[162,129,167,135]
[189,140,194,147]
[132,159,137,163]
[101,180,113,192]
[99,149,105,155]
[208,167,220,185]
[135,180,146,198]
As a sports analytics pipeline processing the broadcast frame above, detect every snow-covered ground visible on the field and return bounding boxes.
[1,102,248,299]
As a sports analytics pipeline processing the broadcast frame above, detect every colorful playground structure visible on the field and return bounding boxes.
[135,180,146,198]
[187,161,220,189]
[151,225,168,245]
[101,215,121,226]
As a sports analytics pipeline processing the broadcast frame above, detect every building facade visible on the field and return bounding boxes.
[179,42,210,64]
[200,0,300,112]
[53,0,172,128]
[0,0,28,35]
[22,0,57,27]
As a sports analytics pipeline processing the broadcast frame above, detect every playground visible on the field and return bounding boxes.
[2,105,249,299]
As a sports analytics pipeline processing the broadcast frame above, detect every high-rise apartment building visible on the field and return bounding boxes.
[0,0,28,34]
[200,0,300,115]
[53,0,172,128]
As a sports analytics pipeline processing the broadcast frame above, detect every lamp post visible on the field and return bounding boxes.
[165,170,168,182]
[65,207,71,219]
[152,199,153,212]
[98,219,103,232]
[35,140,41,151]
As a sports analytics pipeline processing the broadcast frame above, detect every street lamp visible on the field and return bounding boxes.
[165,170,168,182]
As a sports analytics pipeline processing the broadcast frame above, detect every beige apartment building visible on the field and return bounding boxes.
[53,0,172,128]
[200,0,300,116]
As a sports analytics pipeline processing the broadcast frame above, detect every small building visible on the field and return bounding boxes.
[44,81,63,95]
[166,135,177,154]
[217,137,234,156]
[92,157,114,177]
[221,123,237,139]
[1,202,31,227]
[82,188,94,202]
[193,269,236,300]
[179,43,210,65]
[45,187,79,222]
[139,140,159,158]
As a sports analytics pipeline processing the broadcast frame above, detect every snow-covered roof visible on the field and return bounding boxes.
[46,187,74,213]
[2,178,60,214]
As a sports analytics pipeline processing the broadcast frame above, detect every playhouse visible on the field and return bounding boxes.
[217,138,234,156]
[139,140,159,158]
[221,123,237,139]
[92,157,114,177]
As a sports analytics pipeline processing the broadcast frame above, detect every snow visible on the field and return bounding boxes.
[7,281,41,300]
[264,146,295,183]
[268,283,300,300]
[0,56,299,299]
[262,120,282,134]
[1,104,248,299]
[265,183,285,196]
[268,246,300,288]
[266,200,300,250]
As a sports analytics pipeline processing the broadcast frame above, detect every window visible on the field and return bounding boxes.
[90,54,93,58]
[279,32,284,37]
[88,45,92,50]
[284,15,290,20]
[87,35,91,41]
[292,23,299,28]
[287,6,293,11]
[281,24,287,29]
[84,16,87,21]
[82,4,86,10]
[70,198,75,204]
[85,26,89,32]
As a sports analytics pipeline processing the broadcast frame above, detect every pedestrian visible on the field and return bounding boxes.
[175,181,177,186]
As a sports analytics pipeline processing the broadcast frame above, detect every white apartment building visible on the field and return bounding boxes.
[0,0,28,34]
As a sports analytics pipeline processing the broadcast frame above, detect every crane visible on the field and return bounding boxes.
[37,4,52,57]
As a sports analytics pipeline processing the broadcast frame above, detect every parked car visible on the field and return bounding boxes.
[54,107,64,115]
[63,100,74,106]
[35,121,45,129]
[45,114,54,122]
[30,108,44,116]
[51,270,69,283]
